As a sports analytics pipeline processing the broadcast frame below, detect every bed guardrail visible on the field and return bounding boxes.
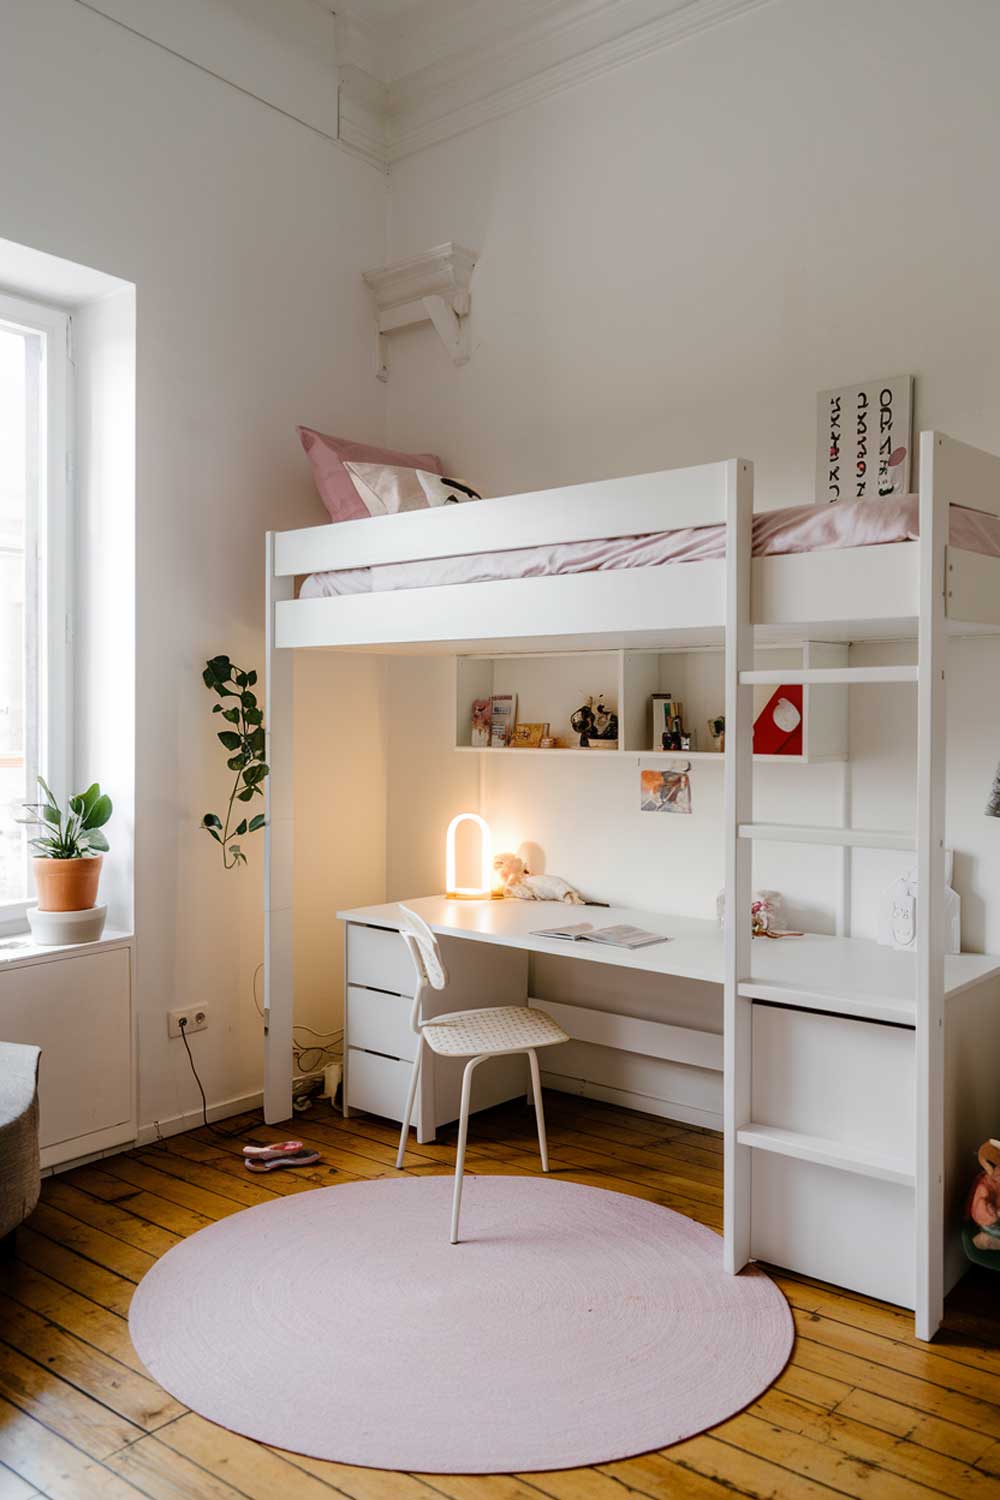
[271,459,733,577]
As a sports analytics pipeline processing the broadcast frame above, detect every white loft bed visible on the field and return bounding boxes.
[263,431,1000,1342]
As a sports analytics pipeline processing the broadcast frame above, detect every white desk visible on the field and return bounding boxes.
[338,895,1000,1026]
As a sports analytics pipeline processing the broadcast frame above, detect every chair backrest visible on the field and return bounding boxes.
[397,905,449,1032]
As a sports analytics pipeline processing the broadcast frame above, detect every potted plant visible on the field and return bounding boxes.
[19,779,113,937]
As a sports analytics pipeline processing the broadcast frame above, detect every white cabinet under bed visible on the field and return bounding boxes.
[742,977,1000,1309]
[343,921,529,1141]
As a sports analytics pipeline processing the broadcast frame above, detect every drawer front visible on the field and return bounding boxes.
[347,923,414,997]
[347,1047,413,1123]
[347,985,416,1062]
[752,1005,914,1166]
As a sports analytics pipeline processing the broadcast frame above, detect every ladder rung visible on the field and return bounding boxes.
[739,666,919,686]
[736,1124,915,1187]
[737,980,914,1027]
[738,823,915,850]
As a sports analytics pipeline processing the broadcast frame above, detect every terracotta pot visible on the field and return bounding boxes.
[33,855,103,913]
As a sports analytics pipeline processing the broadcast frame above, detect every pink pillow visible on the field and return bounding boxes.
[298,427,444,523]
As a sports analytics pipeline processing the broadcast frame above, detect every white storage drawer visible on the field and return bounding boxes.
[347,985,416,1063]
[347,923,415,997]
[752,1004,914,1169]
[347,1046,413,1123]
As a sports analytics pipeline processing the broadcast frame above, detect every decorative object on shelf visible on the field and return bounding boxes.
[493,852,585,904]
[707,716,725,753]
[18,777,112,943]
[539,736,558,749]
[509,722,549,749]
[571,694,618,749]
[753,685,803,756]
[651,696,687,751]
[877,852,962,953]
[815,374,913,503]
[680,732,697,751]
[964,1139,1000,1261]
[362,242,478,382]
[715,888,801,939]
[470,698,492,747]
[201,656,269,869]
[445,812,496,900]
[986,763,1000,817]
[640,766,692,814]
[489,693,516,748]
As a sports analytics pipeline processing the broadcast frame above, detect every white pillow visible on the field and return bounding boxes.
[343,461,481,517]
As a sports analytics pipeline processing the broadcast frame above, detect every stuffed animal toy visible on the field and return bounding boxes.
[493,852,585,904]
[967,1139,1000,1250]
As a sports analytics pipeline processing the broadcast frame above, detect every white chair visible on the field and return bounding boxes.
[394,904,570,1243]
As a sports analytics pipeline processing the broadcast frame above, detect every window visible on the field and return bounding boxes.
[0,292,69,926]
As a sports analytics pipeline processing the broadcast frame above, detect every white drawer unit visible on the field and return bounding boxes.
[344,919,529,1142]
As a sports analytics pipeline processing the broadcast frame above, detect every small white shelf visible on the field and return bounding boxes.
[736,1123,915,1187]
[739,823,915,850]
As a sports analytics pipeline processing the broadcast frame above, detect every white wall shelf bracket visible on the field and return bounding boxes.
[362,243,477,382]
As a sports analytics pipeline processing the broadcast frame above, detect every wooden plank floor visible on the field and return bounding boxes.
[2,1092,1000,1499]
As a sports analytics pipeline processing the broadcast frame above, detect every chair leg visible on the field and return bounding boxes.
[527,1048,549,1172]
[395,1042,422,1170]
[451,1055,482,1245]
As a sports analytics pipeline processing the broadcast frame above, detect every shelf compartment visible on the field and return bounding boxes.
[737,1123,914,1186]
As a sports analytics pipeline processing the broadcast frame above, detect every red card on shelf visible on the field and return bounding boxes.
[753,684,803,756]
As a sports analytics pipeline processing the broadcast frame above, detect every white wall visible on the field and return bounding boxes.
[383,0,1000,948]
[0,0,388,1130]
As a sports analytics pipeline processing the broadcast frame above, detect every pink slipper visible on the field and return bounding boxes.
[242,1140,304,1158]
[245,1149,320,1173]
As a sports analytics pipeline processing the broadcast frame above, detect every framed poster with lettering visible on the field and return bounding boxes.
[815,375,913,502]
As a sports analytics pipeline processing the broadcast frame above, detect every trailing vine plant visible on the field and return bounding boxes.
[201,655,268,868]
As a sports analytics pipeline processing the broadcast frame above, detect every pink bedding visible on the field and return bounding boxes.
[299,495,1000,600]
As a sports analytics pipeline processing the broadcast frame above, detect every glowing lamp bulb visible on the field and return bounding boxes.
[445,813,493,900]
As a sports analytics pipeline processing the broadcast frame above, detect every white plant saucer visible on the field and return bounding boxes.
[26,904,108,946]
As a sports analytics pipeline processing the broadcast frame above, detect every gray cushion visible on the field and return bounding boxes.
[0,1042,41,1237]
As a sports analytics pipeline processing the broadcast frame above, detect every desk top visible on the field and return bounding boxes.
[338,895,1000,1027]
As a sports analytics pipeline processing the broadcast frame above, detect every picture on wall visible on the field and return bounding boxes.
[815,374,913,502]
[640,767,692,814]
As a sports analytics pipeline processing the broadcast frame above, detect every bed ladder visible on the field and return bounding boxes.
[723,432,948,1343]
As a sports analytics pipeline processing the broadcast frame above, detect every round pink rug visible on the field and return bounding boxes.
[129,1175,792,1473]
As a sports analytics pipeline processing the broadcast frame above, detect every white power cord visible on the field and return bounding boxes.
[251,963,343,1075]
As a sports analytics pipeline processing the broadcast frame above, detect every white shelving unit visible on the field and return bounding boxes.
[455,642,848,762]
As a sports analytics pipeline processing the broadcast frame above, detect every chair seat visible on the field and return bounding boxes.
[420,1005,569,1058]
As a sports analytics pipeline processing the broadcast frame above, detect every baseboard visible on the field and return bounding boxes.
[136,1089,264,1146]
[540,1069,722,1132]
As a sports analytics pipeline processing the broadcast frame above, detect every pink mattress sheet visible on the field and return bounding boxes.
[299,495,1000,600]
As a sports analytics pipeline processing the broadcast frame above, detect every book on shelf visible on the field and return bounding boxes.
[489,693,517,748]
[534,921,669,950]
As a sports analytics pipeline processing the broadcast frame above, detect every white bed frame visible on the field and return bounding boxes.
[264,431,1000,1341]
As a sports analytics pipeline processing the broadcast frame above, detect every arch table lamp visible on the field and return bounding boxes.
[445,812,497,900]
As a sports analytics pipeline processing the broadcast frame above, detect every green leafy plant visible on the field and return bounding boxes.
[19,777,112,858]
[201,655,268,869]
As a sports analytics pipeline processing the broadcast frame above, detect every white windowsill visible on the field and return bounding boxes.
[0,927,134,972]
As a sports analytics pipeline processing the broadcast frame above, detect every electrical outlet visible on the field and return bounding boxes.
[167,1006,209,1039]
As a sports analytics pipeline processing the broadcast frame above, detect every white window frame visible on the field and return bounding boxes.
[0,290,72,931]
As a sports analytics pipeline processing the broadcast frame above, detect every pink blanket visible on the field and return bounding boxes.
[300,495,1000,599]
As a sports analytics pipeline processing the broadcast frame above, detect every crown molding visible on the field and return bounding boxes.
[386,0,775,163]
[334,0,775,169]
